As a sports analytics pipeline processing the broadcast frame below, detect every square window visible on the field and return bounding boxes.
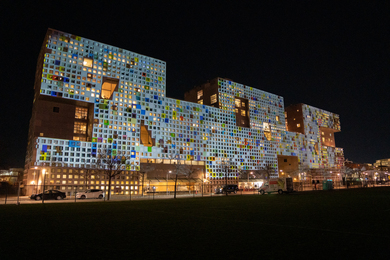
[83,57,93,68]
[53,107,60,113]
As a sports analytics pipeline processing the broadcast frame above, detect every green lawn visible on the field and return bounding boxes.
[2,187,390,259]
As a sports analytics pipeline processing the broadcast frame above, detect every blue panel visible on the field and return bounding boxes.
[69,141,81,148]
[42,145,47,152]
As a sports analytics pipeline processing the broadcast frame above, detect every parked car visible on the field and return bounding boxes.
[30,190,66,200]
[216,185,239,194]
[76,189,104,199]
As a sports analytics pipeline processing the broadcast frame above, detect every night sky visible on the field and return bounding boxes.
[1,1,389,168]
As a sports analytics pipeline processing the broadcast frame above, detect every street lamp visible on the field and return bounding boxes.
[167,170,172,195]
[42,169,46,204]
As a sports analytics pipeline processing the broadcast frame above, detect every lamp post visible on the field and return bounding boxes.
[167,170,171,195]
[42,169,46,204]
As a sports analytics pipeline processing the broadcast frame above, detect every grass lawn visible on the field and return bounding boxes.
[2,187,390,259]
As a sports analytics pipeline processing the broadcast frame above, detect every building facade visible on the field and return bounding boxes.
[24,29,344,195]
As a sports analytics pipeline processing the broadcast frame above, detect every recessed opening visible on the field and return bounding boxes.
[101,77,119,100]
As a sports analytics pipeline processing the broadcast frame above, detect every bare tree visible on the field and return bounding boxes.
[258,163,274,179]
[80,165,93,190]
[139,160,155,196]
[220,158,233,196]
[172,157,186,199]
[94,150,128,201]
[183,164,198,194]
[286,163,311,180]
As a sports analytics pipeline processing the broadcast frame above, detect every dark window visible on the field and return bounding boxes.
[284,159,287,162]
[53,107,60,113]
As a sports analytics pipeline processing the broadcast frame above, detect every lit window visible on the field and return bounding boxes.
[241,110,246,116]
[198,99,203,104]
[297,124,300,128]
[74,122,87,134]
[210,94,217,104]
[75,107,88,120]
[276,116,279,121]
[83,58,93,68]
[241,102,245,108]
[101,77,119,99]
[235,99,241,108]
[197,90,203,99]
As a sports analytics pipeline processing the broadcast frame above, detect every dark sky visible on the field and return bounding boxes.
[1,1,389,168]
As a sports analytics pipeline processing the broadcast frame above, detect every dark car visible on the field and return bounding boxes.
[216,185,239,194]
[30,190,66,200]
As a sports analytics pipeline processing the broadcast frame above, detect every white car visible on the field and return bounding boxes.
[76,189,104,199]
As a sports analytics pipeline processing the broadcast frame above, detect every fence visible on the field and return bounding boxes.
[1,180,389,205]
[293,180,390,191]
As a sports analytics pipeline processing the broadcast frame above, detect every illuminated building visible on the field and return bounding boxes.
[24,29,344,195]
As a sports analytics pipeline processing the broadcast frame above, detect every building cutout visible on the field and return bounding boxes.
[235,97,249,128]
[101,77,119,100]
[140,121,155,147]
[263,122,272,141]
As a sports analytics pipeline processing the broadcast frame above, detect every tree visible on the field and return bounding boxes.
[171,156,186,199]
[94,149,128,201]
[183,164,198,194]
[258,163,274,179]
[220,158,233,196]
[286,163,311,181]
[139,160,155,196]
[80,165,93,190]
